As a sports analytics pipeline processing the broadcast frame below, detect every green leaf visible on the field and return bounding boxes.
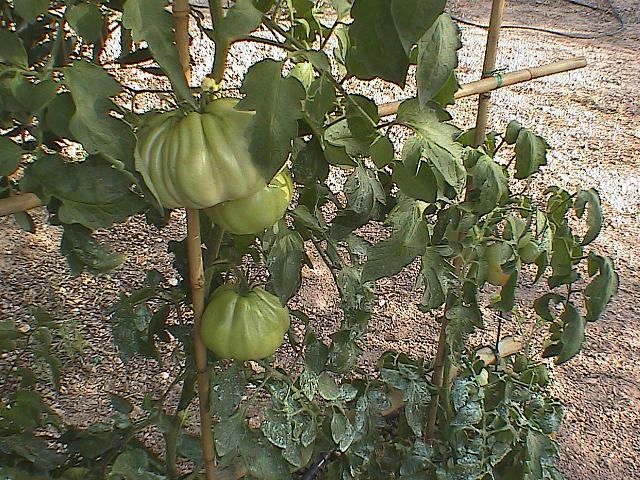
[0,390,55,432]
[63,61,136,170]
[327,329,362,373]
[44,92,76,139]
[214,413,246,456]
[445,303,482,351]
[0,432,63,471]
[0,30,28,67]
[330,165,385,240]
[261,410,292,449]
[14,0,48,24]
[346,0,409,86]
[555,303,585,364]
[317,372,341,400]
[404,381,430,437]
[362,197,428,282]
[122,0,195,106]
[0,136,24,176]
[109,450,166,479]
[61,224,126,276]
[574,188,603,245]
[210,364,245,418]
[66,3,104,43]
[345,94,379,141]
[217,0,263,41]
[21,154,145,230]
[324,119,368,160]
[240,432,292,480]
[504,120,522,144]
[266,227,305,303]
[397,99,464,195]
[391,0,446,53]
[370,135,394,168]
[238,59,306,180]
[416,14,461,107]
[15,78,58,113]
[514,128,549,179]
[331,0,351,18]
[337,266,374,314]
[331,409,355,452]
[288,61,315,90]
[534,293,564,322]
[110,300,157,360]
[110,393,134,414]
[464,153,508,215]
[393,137,438,202]
[346,0,445,86]
[584,253,618,322]
[303,74,336,130]
[431,70,459,107]
[419,246,456,310]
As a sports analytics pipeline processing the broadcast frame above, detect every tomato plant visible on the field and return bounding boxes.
[0,0,619,479]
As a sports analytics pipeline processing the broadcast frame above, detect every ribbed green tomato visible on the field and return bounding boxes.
[201,284,290,361]
[134,98,264,209]
[204,171,293,234]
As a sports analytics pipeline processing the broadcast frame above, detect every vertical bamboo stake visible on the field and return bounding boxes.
[473,0,507,147]
[172,2,217,479]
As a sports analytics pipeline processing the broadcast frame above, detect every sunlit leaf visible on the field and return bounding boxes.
[238,59,306,180]
[122,0,195,106]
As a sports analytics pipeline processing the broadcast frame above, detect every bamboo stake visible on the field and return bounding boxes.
[377,57,587,118]
[473,0,507,147]
[172,2,217,479]
[0,193,41,216]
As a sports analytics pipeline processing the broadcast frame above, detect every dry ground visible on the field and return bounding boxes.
[1,0,639,478]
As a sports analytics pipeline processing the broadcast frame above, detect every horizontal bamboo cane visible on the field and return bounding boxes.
[0,193,41,216]
[0,58,586,217]
[378,56,587,117]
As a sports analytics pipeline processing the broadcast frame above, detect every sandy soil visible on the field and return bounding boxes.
[1,0,639,478]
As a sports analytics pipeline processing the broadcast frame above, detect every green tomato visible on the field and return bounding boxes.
[201,284,290,361]
[485,242,511,286]
[135,98,264,209]
[204,171,293,235]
